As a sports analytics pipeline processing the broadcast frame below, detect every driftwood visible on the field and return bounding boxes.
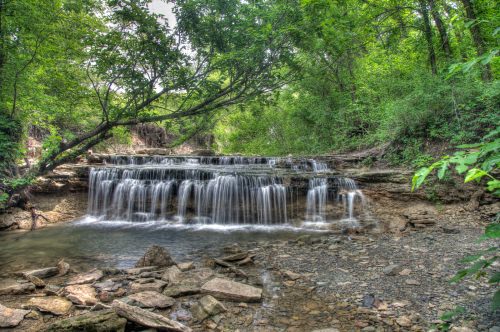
[111,300,191,332]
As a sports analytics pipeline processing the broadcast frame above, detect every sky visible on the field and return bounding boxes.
[149,0,176,25]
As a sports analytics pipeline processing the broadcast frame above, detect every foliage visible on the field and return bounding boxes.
[412,128,499,311]
[433,306,465,331]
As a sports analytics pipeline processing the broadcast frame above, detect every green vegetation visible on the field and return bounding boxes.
[412,128,499,318]
[0,0,499,204]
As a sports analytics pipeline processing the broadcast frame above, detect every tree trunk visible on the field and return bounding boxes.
[419,0,438,75]
[428,0,452,59]
[460,0,492,81]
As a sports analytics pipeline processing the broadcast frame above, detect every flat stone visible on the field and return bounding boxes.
[129,279,167,294]
[64,284,97,306]
[135,245,176,268]
[191,295,227,322]
[0,303,30,328]
[162,265,182,283]
[126,266,158,275]
[201,278,262,302]
[127,291,175,309]
[178,262,195,272]
[221,252,248,262]
[283,270,301,280]
[0,279,35,295]
[311,329,340,332]
[45,309,127,332]
[405,279,421,286]
[163,280,201,298]
[94,280,121,292]
[21,267,59,279]
[25,296,73,315]
[383,264,402,276]
[67,269,103,285]
[112,300,191,332]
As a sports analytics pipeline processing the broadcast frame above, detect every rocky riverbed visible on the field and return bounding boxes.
[0,225,498,331]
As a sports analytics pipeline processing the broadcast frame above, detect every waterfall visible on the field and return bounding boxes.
[87,156,364,226]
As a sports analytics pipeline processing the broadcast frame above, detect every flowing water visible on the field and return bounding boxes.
[0,155,367,273]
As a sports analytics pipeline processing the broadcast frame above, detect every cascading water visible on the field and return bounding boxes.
[87,155,364,227]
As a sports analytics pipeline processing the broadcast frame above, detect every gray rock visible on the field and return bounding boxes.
[0,279,35,295]
[126,266,158,275]
[0,303,30,328]
[57,259,70,276]
[163,279,201,297]
[129,279,167,294]
[22,267,59,279]
[127,291,175,309]
[45,309,127,332]
[201,278,262,302]
[94,280,121,292]
[191,295,227,322]
[135,245,176,268]
[25,274,45,288]
[112,300,191,332]
[383,264,402,276]
[67,269,103,285]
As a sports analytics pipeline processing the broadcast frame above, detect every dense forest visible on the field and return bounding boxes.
[0,0,498,199]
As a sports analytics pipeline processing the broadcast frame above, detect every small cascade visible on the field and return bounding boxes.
[87,155,366,227]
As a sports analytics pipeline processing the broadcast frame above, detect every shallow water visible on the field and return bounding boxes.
[0,217,328,275]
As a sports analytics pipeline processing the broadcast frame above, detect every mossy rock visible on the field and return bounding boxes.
[46,310,126,332]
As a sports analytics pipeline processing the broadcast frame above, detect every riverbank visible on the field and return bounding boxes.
[0,225,498,331]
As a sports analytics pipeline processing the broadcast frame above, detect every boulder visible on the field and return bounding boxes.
[67,269,103,285]
[127,291,175,309]
[25,296,72,315]
[64,284,97,306]
[201,278,262,302]
[162,265,182,283]
[0,303,30,328]
[0,279,35,295]
[112,300,191,332]
[45,310,127,332]
[129,279,167,294]
[135,245,176,268]
[191,295,227,322]
[22,267,59,279]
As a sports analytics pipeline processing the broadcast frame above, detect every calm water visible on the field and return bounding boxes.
[0,217,327,275]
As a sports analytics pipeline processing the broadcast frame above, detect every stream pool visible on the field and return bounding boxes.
[0,217,327,275]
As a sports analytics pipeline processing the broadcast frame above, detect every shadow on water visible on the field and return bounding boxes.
[0,217,327,275]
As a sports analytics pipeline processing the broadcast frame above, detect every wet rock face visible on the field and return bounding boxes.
[0,303,30,328]
[135,245,176,268]
[45,310,127,332]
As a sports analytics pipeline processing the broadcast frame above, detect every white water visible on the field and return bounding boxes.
[88,156,364,226]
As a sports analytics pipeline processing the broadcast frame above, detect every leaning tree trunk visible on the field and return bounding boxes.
[419,0,438,75]
[428,0,452,59]
[460,0,492,81]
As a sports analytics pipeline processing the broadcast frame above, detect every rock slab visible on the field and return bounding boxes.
[201,278,262,302]
[112,300,191,332]
[127,291,175,309]
[0,303,30,328]
[67,269,103,285]
[26,296,73,315]
[45,310,127,332]
[65,284,98,306]
[0,280,35,295]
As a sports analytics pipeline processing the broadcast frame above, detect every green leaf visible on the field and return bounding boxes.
[484,224,500,239]
[440,306,465,321]
[438,161,449,179]
[464,168,487,183]
[493,290,500,310]
[450,269,469,283]
[489,272,500,284]
[455,164,469,174]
